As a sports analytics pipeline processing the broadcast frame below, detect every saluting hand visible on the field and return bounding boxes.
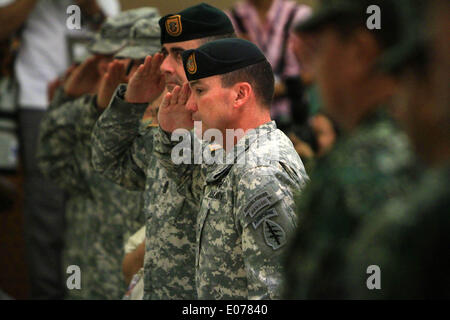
[125,54,165,104]
[96,60,127,110]
[158,83,193,133]
[64,56,101,97]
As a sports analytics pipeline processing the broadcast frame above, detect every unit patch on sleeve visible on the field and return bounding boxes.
[244,189,279,218]
[263,219,286,250]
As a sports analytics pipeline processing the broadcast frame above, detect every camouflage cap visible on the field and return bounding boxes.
[115,16,161,60]
[377,0,428,73]
[89,7,160,55]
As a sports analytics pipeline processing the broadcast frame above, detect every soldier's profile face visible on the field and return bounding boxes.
[160,39,202,92]
[186,75,234,137]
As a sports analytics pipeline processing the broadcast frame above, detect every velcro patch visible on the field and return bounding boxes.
[263,219,286,250]
[244,190,279,218]
[252,208,278,229]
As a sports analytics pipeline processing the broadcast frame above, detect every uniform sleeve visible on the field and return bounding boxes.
[91,84,151,191]
[153,125,201,197]
[48,86,77,112]
[37,95,101,194]
[235,165,299,299]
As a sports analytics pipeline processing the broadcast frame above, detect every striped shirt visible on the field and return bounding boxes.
[227,0,312,78]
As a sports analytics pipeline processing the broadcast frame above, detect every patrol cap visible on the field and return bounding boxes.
[115,16,161,60]
[159,3,234,44]
[182,38,267,81]
[89,7,160,55]
[377,0,428,73]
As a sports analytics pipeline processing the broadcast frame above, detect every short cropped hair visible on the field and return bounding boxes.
[220,60,274,108]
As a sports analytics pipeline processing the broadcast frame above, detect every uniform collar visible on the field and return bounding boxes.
[206,121,277,183]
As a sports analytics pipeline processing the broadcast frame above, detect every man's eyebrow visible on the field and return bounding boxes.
[169,47,185,54]
[189,80,200,87]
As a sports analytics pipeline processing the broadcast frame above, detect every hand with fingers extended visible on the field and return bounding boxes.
[158,84,194,133]
[97,60,127,110]
[64,56,102,97]
[125,54,165,104]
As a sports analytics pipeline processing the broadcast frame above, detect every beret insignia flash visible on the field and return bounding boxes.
[166,15,182,37]
[187,53,197,74]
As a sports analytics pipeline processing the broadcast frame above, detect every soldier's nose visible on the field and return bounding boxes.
[185,94,198,112]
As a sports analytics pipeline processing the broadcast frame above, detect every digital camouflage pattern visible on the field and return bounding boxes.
[283,109,423,299]
[89,7,160,55]
[37,93,144,299]
[343,166,450,299]
[91,84,197,299]
[115,16,161,60]
[153,121,309,299]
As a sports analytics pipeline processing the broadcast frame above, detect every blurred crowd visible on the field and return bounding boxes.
[0,0,448,300]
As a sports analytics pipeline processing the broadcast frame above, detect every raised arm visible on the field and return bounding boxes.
[236,166,299,299]
[0,0,37,40]
[91,57,164,190]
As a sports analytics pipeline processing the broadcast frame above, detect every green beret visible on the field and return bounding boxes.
[182,38,267,81]
[89,7,160,55]
[158,3,234,44]
[115,16,161,60]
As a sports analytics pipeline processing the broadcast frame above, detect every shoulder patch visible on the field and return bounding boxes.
[263,219,286,250]
[244,189,279,218]
[252,208,278,229]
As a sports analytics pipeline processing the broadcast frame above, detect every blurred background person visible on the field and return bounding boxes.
[227,0,312,132]
[283,0,424,299]
[37,9,159,299]
[0,0,119,299]
[288,11,339,172]
[344,0,450,299]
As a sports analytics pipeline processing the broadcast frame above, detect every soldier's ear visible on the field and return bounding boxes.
[232,82,251,109]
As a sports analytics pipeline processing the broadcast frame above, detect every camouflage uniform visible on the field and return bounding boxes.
[343,166,450,299]
[91,87,198,299]
[283,110,422,299]
[38,93,144,299]
[90,11,200,300]
[153,121,309,299]
[37,8,159,299]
